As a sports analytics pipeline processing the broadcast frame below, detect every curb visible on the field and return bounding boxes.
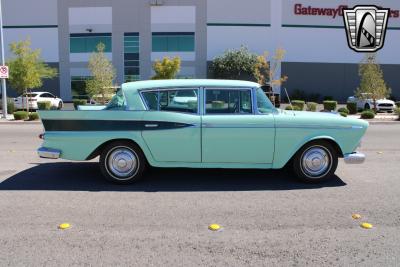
[367,120,400,125]
[0,120,41,125]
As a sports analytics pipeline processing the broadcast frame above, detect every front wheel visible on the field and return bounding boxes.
[292,141,338,183]
[99,141,146,184]
[58,101,63,110]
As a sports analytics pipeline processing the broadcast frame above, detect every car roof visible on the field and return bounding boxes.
[122,79,260,92]
[23,92,51,95]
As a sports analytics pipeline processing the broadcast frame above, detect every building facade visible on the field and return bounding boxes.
[3,0,400,101]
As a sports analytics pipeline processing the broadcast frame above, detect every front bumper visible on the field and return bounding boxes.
[344,152,365,164]
[37,147,61,159]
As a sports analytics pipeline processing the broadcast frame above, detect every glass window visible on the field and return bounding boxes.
[124,33,140,82]
[256,87,274,113]
[71,76,90,98]
[70,34,112,53]
[205,89,252,114]
[152,33,195,52]
[141,89,198,114]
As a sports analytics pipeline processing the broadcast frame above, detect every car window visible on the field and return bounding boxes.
[256,87,274,113]
[205,89,252,114]
[41,93,54,98]
[141,88,198,114]
[23,93,38,98]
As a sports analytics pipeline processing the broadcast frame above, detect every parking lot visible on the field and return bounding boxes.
[0,122,399,266]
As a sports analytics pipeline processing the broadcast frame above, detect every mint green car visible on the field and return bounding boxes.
[38,79,368,184]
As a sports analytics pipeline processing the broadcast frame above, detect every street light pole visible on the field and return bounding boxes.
[0,0,7,118]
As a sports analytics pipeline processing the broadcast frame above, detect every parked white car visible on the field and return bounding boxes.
[14,92,63,110]
[347,94,395,112]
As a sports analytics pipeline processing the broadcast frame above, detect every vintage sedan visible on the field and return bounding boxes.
[37,79,368,184]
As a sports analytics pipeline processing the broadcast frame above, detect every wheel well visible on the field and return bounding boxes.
[86,139,143,160]
[301,139,344,158]
[285,138,344,168]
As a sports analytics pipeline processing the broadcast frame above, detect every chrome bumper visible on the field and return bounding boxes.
[37,147,61,159]
[344,152,365,164]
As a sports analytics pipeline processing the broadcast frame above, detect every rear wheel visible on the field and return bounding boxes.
[292,140,338,183]
[99,141,146,184]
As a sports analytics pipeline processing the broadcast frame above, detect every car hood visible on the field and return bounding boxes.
[276,109,369,129]
[375,99,394,104]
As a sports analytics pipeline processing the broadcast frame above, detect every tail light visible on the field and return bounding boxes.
[39,133,45,140]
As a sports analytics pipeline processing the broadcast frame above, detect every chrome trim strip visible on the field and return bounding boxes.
[344,152,365,164]
[37,147,61,159]
[202,123,274,128]
[276,124,363,130]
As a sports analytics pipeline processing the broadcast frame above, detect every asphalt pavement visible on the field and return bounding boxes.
[0,123,399,266]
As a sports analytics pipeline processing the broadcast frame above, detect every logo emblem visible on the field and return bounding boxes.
[343,5,390,52]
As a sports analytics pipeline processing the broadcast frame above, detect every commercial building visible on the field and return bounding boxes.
[2,0,400,101]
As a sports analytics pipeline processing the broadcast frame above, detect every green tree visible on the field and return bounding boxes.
[211,46,258,80]
[151,57,181,79]
[356,53,391,111]
[6,38,57,112]
[86,43,116,104]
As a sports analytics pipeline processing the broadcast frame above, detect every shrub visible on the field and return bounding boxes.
[323,100,337,111]
[340,112,348,117]
[347,102,357,114]
[395,107,400,119]
[285,105,301,111]
[73,99,87,109]
[306,102,318,112]
[28,112,39,120]
[323,96,334,101]
[396,101,400,108]
[0,98,15,114]
[37,101,51,110]
[13,111,29,120]
[360,110,375,119]
[338,107,349,114]
[292,100,305,111]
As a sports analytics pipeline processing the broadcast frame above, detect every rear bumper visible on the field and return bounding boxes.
[37,147,61,159]
[344,152,365,164]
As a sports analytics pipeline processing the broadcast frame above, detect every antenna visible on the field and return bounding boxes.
[283,87,295,116]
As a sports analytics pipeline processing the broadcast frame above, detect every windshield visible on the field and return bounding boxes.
[256,88,274,113]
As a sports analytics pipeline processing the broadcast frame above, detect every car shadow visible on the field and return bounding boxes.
[0,162,346,192]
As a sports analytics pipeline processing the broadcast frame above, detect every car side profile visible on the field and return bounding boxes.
[347,94,395,112]
[15,92,63,110]
[38,79,368,184]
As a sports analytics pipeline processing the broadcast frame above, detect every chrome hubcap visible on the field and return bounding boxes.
[107,147,138,178]
[301,146,331,178]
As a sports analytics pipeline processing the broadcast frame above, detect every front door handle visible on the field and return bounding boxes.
[144,124,158,128]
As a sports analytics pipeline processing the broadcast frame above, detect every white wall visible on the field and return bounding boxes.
[151,6,196,32]
[207,0,400,64]
[207,27,274,60]
[3,0,57,25]
[69,7,112,33]
[4,28,59,62]
[207,0,271,24]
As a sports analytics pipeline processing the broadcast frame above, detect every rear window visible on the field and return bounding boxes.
[141,88,199,114]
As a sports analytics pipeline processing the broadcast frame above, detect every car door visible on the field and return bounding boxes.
[141,88,201,163]
[40,93,54,106]
[201,87,275,164]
